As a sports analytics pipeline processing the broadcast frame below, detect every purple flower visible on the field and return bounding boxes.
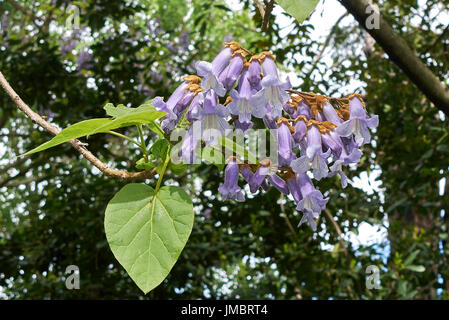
[218,53,244,91]
[249,164,269,193]
[61,37,77,54]
[229,72,266,125]
[321,131,343,159]
[296,173,328,231]
[77,47,92,71]
[251,54,291,118]
[328,144,363,188]
[240,166,253,183]
[322,101,343,125]
[247,59,262,90]
[179,126,200,164]
[277,120,295,167]
[292,119,307,144]
[292,100,312,119]
[195,46,233,97]
[196,90,231,145]
[180,32,189,50]
[186,93,204,122]
[287,174,303,204]
[234,119,253,132]
[154,81,195,133]
[218,158,245,202]
[267,174,289,195]
[335,96,379,146]
[291,125,331,181]
[263,105,277,129]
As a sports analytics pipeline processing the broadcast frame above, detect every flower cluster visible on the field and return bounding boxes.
[154,42,379,231]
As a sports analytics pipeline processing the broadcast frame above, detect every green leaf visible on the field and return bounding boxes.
[135,158,155,171]
[168,161,187,175]
[22,118,111,156]
[152,139,170,160]
[104,184,194,294]
[22,105,165,156]
[90,104,166,135]
[276,0,319,23]
[404,250,420,266]
[147,122,165,137]
[404,265,425,272]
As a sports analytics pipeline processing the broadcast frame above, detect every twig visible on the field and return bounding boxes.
[280,193,297,236]
[0,155,31,175]
[324,209,350,258]
[262,0,275,31]
[302,12,348,81]
[0,71,156,181]
[253,0,265,18]
[7,0,43,32]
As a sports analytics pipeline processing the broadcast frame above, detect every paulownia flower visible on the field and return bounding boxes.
[219,158,245,202]
[336,96,379,146]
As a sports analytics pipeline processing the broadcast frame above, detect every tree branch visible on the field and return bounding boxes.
[0,71,156,181]
[339,0,449,115]
[279,193,297,236]
[324,209,350,258]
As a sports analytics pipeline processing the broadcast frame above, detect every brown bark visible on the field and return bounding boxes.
[339,0,449,115]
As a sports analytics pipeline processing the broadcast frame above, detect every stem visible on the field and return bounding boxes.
[154,149,171,194]
[137,125,148,158]
[107,130,143,149]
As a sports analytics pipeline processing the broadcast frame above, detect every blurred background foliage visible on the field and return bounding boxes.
[0,0,448,299]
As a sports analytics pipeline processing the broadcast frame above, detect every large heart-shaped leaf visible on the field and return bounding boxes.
[104,184,194,293]
[276,0,319,23]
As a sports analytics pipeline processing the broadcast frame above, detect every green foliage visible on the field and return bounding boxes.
[276,0,320,23]
[22,104,165,156]
[1,0,448,299]
[105,184,194,293]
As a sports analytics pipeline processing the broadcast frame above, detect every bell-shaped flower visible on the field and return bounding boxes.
[154,77,200,133]
[249,164,269,193]
[335,96,379,146]
[263,105,277,129]
[328,142,363,188]
[250,54,291,119]
[196,90,231,146]
[218,53,244,91]
[195,46,233,97]
[153,96,178,134]
[322,101,343,125]
[291,125,331,181]
[218,158,245,202]
[292,119,307,144]
[267,174,289,195]
[287,174,303,205]
[277,120,295,167]
[240,165,253,183]
[234,119,253,132]
[229,73,266,126]
[292,100,312,119]
[296,173,328,231]
[179,126,200,164]
[186,93,204,122]
[247,59,262,90]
